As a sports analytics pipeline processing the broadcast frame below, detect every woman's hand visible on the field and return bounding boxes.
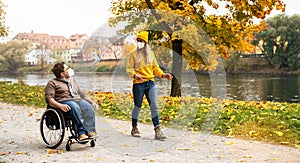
[134,74,143,81]
[162,73,173,80]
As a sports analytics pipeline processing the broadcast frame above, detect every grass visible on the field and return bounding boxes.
[6,61,119,73]
[0,82,299,148]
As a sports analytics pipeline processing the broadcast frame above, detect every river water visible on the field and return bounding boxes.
[0,72,299,103]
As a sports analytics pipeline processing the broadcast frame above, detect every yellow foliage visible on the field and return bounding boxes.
[109,0,286,70]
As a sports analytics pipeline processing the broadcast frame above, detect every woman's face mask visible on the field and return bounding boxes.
[68,68,74,77]
[137,41,145,49]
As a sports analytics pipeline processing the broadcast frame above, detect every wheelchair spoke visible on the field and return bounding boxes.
[44,128,63,145]
[40,108,65,149]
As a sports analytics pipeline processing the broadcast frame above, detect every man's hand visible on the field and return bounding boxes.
[92,102,99,110]
[162,73,173,80]
[49,98,70,112]
[84,97,99,110]
[59,104,71,112]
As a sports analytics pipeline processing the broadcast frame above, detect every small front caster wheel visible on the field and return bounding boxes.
[66,140,72,151]
[66,144,71,151]
[90,140,95,147]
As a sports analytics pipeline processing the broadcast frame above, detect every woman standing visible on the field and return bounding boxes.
[126,31,173,140]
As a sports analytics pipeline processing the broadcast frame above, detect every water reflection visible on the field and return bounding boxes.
[225,74,299,102]
[0,73,299,102]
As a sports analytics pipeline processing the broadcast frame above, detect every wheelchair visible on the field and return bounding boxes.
[40,106,96,151]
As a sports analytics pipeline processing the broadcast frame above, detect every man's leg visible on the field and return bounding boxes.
[76,99,96,133]
[61,101,87,137]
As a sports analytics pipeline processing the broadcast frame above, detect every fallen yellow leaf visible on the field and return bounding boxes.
[275,131,284,137]
[122,144,129,147]
[215,149,223,152]
[218,155,226,158]
[237,159,246,162]
[176,147,191,151]
[84,153,93,156]
[280,142,289,145]
[47,149,64,154]
[156,148,164,152]
[113,125,121,129]
[243,155,252,158]
[224,141,234,145]
[192,141,198,146]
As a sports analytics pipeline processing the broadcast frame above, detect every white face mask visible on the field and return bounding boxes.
[68,68,74,77]
[137,42,145,49]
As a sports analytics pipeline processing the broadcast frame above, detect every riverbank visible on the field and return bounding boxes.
[231,67,300,75]
[0,102,299,162]
[2,59,300,75]
[228,57,300,75]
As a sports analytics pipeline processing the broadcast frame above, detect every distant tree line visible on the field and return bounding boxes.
[253,14,300,70]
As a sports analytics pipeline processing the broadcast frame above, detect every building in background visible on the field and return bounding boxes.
[69,34,89,62]
[13,31,125,65]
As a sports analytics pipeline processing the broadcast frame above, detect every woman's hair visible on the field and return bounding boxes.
[137,44,153,64]
[52,62,65,78]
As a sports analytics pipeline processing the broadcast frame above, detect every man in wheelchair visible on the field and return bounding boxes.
[45,62,99,141]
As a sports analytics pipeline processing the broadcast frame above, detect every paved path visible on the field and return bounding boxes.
[0,103,299,162]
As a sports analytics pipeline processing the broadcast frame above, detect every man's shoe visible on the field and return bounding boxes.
[88,132,98,138]
[131,124,141,137]
[78,134,89,141]
[155,126,167,140]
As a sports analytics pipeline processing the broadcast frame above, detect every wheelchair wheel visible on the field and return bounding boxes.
[40,108,65,149]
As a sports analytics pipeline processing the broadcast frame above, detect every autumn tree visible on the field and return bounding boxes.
[0,40,30,72]
[253,14,300,69]
[0,0,7,37]
[109,0,285,96]
[82,36,112,62]
[36,42,49,71]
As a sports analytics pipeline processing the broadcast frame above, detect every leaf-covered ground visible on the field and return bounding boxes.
[0,82,299,148]
[0,103,300,162]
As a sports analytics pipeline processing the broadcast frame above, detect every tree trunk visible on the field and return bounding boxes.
[170,39,183,97]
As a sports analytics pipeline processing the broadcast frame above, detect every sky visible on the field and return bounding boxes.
[2,0,112,40]
[1,0,300,41]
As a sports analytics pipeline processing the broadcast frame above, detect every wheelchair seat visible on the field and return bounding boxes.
[40,106,95,151]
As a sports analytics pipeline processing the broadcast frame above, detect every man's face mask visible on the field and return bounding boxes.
[68,68,74,77]
[137,41,145,49]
